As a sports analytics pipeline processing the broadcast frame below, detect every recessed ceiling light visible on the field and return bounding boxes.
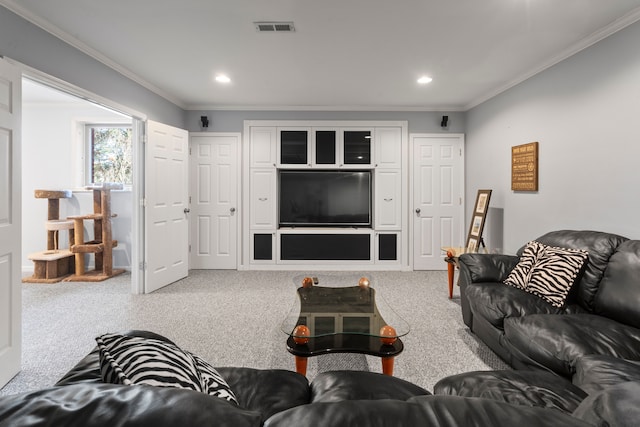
[215,74,231,84]
[417,76,433,85]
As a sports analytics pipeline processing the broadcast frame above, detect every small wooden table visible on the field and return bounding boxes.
[441,246,489,299]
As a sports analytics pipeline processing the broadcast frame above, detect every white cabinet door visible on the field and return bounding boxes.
[250,169,276,229]
[0,58,22,388]
[375,169,401,230]
[375,127,401,168]
[250,127,276,168]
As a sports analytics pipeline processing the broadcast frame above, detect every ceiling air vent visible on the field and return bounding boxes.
[254,21,295,32]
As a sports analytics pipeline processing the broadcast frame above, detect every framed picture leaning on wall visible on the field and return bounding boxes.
[466,189,492,250]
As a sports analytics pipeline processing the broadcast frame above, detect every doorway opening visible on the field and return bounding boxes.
[21,77,143,292]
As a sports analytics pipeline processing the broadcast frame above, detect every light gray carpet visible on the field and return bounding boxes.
[1,270,508,396]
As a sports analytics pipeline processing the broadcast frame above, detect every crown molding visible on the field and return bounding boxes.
[0,0,186,109]
[184,104,466,112]
[4,1,639,113]
[464,6,640,111]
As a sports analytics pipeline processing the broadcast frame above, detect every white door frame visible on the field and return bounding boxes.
[14,59,148,293]
[409,133,465,270]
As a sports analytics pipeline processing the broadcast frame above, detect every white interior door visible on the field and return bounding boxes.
[0,58,22,387]
[189,133,239,269]
[145,120,189,292]
[412,134,464,270]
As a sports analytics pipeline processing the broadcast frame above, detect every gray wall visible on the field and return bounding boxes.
[185,110,464,134]
[465,21,640,253]
[5,4,638,258]
[0,7,185,127]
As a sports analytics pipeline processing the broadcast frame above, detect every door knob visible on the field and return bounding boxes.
[230,207,236,213]
[184,208,191,214]
[415,208,421,214]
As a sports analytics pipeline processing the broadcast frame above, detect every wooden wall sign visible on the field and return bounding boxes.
[511,142,538,191]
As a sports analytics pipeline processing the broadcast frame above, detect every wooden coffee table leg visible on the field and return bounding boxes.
[447,261,455,299]
[381,356,394,376]
[295,356,308,376]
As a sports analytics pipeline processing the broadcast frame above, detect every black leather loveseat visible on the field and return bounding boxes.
[457,230,640,377]
[2,329,636,426]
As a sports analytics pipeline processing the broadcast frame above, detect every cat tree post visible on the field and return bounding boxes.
[65,183,124,282]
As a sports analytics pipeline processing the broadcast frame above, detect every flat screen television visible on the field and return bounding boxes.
[279,170,372,227]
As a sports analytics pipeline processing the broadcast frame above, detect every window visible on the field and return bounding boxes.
[85,124,132,185]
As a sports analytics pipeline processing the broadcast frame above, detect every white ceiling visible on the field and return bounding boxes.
[4,0,640,111]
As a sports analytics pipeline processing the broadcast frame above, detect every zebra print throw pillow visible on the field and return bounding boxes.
[504,241,588,308]
[504,241,541,289]
[96,333,238,405]
[191,353,239,403]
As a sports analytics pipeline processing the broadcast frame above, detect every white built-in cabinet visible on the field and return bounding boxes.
[250,126,277,168]
[374,126,402,231]
[249,168,276,229]
[375,127,402,168]
[374,169,402,230]
[244,121,407,269]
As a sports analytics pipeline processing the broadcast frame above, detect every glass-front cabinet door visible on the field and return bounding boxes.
[279,127,373,167]
[279,128,309,166]
[313,129,337,166]
[342,130,372,166]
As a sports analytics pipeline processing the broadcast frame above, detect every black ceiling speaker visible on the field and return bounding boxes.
[441,115,449,128]
[200,115,209,128]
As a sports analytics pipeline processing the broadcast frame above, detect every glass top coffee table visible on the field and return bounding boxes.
[281,273,410,376]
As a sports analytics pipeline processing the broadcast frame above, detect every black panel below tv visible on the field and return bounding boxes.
[378,234,398,261]
[253,234,273,260]
[280,234,371,260]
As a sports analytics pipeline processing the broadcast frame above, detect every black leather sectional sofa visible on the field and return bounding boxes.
[1,329,639,426]
[2,233,640,427]
[457,230,640,377]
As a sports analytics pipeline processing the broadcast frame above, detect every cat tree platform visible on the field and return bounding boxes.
[25,249,74,283]
[23,189,75,283]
